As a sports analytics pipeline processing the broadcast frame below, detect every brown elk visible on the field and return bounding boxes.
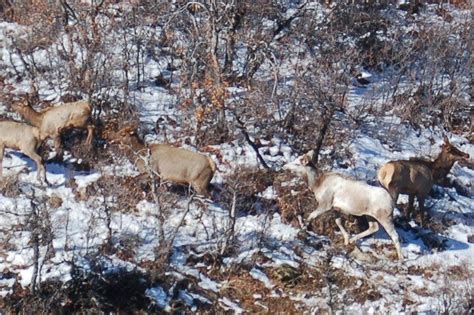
[11,99,94,159]
[0,120,47,184]
[285,150,403,260]
[378,136,469,226]
[110,125,216,198]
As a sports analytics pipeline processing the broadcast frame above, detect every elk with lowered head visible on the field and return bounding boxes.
[110,125,216,198]
[0,120,47,184]
[11,98,94,159]
[378,136,469,226]
[284,150,403,260]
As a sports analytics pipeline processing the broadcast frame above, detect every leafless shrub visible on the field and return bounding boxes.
[219,166,275,215]
[20,189,55,293]
[0,174,21,198]
[436,266,474,314]
[87,174,152,211]
[2,262,157,313]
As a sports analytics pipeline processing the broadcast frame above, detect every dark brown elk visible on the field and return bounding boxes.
[11,99,94,159]
[285,150,403,260]
[110,125,216,198]
[378,136,469,226]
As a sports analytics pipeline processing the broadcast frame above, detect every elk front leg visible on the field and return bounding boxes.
[349,221,379,243]
[85,125,94,145]
[54,135,63,159]
[335,218,350,245]
[306,206,331,226]
[406,194,415,219]
[418,196,426,227]
[27,150,47,185]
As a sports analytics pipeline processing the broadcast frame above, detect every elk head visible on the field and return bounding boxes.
[283,150,317,175]
[109,124,143,150]
[441,136,469,163]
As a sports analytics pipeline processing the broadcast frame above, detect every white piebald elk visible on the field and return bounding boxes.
[378,136,469,225]
[0,120,47,184]
[284,150,402,260]
[110,125,216,198]
[11,99,94,158]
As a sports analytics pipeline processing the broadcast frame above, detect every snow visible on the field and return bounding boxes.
[146,286,171,311]
[250,267,275,289]
[0,2,473,313]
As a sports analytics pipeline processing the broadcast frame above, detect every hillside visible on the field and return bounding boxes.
[0,1,473,313]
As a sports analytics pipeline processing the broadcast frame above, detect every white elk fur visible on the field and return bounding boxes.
[0,120,47,184]
[284,150,403,260]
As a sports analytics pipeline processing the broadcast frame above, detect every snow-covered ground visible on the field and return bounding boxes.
[0,2,472,313]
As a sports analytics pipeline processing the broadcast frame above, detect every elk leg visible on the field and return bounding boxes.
[200,188,212,199]
[407,194,415,219]
[349,221,379,244]
[85,125,94,145]
[27,150,47,185]
[378,218,403,261]
[0,144,4,177]
[389,189,399,204]
[335,218,350,245]
[193,169,213,198]
[418,196,426,227]
[54,135,63,159]
[306,206,331,224]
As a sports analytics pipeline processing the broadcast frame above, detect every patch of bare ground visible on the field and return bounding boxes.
[407,265,435,278]
[1,267,157,313]
[0,174,21,198]
[446,265,474,281]
[218,166,276,216]
[74,174,153,209]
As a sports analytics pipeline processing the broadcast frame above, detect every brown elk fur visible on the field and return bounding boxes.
[110,125,216,198]
[11,99,94,158]
[378,136,469,225]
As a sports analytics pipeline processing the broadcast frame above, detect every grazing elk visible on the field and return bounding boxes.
[284,150,403,260]
[0,120,47,184]
[378,136,469,226]
[110,125,216,198]
[11,98,94,159]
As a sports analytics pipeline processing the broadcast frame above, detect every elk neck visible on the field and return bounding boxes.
[304,164,319,189]
[431,149,456,181]
[17,104,43,127]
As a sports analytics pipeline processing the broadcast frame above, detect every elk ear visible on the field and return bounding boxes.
[301,155,309,166]
[443,135,450,146]
[120,125,137,134]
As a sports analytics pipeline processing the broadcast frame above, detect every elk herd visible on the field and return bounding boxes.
[0,97,471,261]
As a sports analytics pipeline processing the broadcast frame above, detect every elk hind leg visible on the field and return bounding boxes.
[418,196,426,227]
[379,218,403,260]
[85,125,94,145]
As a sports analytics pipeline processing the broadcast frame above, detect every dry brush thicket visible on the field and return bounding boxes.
[0,1,472,313]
